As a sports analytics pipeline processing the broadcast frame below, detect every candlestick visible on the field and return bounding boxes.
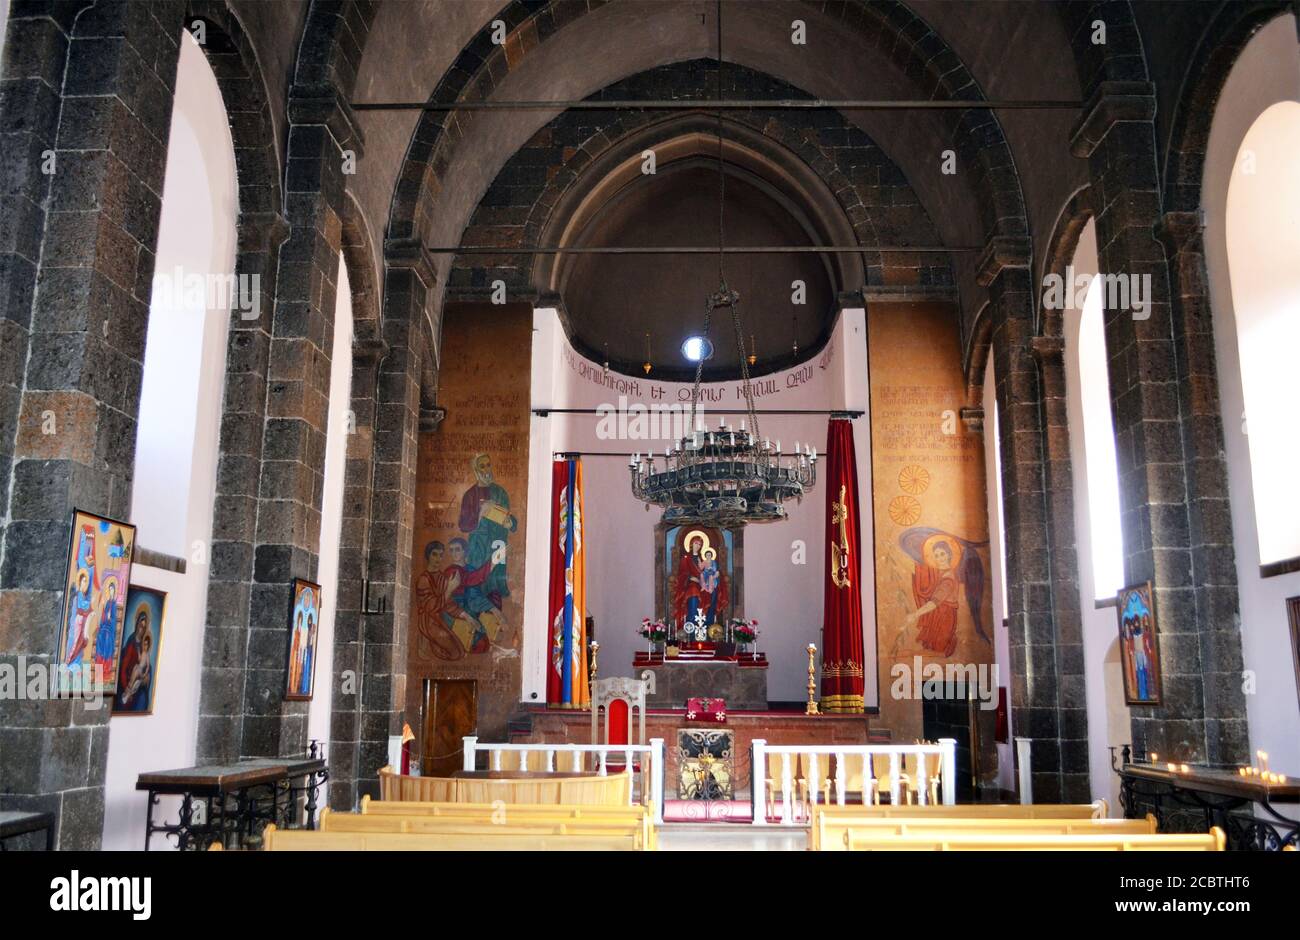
[589,641,599,686]
[805,643,819,716]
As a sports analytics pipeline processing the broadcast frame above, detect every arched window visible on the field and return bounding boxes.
[1064,220,1124,601]
[132,30,237,554]
[1226,101,1300,564]
[308,252,355,762]
[105,29,238,850]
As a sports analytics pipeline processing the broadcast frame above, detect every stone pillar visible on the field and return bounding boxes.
[1070,83,1248,765]
[1156,210,1248,761]
[0,1,180,848]
[980,236,1089,802]
[327,238,430,806]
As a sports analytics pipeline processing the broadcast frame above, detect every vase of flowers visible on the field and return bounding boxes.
[730,618,759,654]
[638,618,669,655]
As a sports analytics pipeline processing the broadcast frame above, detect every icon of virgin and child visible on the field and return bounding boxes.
[417,454,517,661]
[673,529,730,636]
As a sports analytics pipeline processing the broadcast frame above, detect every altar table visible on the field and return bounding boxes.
[634,644,768,710]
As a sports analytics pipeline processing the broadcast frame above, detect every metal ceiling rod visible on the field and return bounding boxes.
[427,245,979,254]
[353,98,1081,112]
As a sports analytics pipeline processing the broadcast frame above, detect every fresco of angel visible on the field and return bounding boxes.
[892,526,990,658]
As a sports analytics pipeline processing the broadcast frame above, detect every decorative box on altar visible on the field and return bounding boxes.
[685,697,727,722]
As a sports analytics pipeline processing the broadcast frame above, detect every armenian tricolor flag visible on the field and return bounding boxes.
[546,457,589,708]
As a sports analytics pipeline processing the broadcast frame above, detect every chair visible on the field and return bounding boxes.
[591,674,653,774]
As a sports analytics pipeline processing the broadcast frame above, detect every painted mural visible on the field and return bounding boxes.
[868,303,995,740]
[408,304,531,738]
[57,510,136,696]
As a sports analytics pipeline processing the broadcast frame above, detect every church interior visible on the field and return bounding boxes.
[1,0,1300,871]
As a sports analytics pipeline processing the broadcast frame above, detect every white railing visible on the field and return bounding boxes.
[462,736,666,824]
[1016,736,1033,804]
[751,738,958,825]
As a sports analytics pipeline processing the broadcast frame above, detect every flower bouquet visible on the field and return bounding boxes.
[730,618,759,651]
[638,617,668,655]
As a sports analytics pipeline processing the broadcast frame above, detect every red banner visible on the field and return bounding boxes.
[546,458,588,707]
[821,418,865,712]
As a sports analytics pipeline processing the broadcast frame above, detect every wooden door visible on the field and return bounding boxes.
[421,678,477,777]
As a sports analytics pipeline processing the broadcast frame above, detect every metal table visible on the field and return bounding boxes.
[136,754,328,850]
[1115,752,1300,851]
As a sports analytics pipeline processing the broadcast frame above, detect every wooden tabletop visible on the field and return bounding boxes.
[0,810,56,839]
[1123,763,1300,802]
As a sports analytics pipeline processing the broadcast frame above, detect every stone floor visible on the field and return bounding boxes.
[656,823,808,851]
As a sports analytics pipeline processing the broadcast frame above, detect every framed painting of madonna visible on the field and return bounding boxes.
[655,524,744,638]
[285,578,322,701]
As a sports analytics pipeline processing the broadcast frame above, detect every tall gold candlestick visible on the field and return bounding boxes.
[589,641,599,687]
[806,643,819,716]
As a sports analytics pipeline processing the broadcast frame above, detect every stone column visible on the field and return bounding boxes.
[980,236,1089,802]
[1070,82,1248,765]
[0,2,180,848]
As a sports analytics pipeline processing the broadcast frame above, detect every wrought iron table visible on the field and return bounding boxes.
[0,811,56,850]
[136,753,328,850]
[1116,755,1300,851]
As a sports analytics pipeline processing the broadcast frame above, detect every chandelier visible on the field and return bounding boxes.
[629,1,816,526]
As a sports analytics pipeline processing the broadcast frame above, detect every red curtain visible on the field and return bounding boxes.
[821,417,865,712]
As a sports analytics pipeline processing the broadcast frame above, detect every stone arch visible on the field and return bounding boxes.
[444,60,951,380]
[1162,3,1291,213]
[1036,185,1095,340]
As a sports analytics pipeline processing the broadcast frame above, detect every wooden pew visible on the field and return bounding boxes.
[809,800,1108,850]
[377,767,633,806]
[261,823,641,851]
[360,795,645,819]
[843,827,1226,851]
[320,807,654,850]
[814,816,1157,851]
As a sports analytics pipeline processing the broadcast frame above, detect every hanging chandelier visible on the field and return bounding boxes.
[629,1,816,526]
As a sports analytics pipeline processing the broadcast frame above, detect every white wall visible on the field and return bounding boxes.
[1202,13,1300,776]
[522,309,873,705]
[307,253,355,799]
[1063,220,1128,810]
[103,32,236,849]
[981,357,1013,792]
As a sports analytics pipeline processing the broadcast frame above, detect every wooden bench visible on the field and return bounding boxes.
[843,828,1225,851]
[261,823,642,851]
[322,807,654,850]
[815,816,1157,851]
[358,795,655,846]
[808,801,1108,850]
[377,767,633,806]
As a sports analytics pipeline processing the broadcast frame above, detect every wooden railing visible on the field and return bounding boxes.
[752,738,958,825]
[461,736,666,824]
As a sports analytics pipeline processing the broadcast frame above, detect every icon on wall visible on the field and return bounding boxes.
[1117,581,1162,706]
[57,510,136,696]
[113,586,166,715]
[286,578,322,701]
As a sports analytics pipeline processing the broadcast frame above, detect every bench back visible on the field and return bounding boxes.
[377,767,632,806]
[261,823,640,852]
[844,828,1224,852]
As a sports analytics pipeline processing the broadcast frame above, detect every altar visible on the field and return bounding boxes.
[633,642,769,711]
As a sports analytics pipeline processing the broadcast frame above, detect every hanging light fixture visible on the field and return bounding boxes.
[630,0,816,526]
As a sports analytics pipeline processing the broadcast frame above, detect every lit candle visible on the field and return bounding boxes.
[1167,763,1177,772]
[720,416,726,428]
[740,418,746,432]
[1179,764,1190,774]
[1150,752,1158,764]
[1259,751,1269,773]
